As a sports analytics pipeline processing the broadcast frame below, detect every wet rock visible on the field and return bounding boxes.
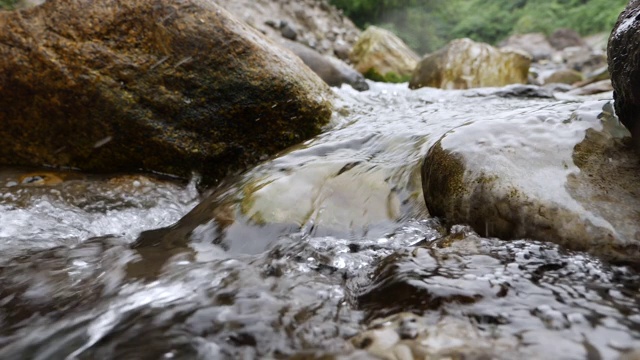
[281,40,369,91]
[499,33,555,61]
[422,100,640,264]
[609,1,640,151]
[0,0,332,183]
[214,0,361,58]
[549,28,585,50]
[351,312,513,360]
[349,26,420,83]
[566,79,613,96]
[409,38,530,90]
[543,69,583,85]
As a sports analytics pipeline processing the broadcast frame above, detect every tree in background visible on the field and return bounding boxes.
[330,0,627,55]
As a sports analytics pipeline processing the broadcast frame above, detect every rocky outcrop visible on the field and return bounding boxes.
[281,39,369,91]
[422,100,640,264]
[213,0,360,60]
[500,33,555,61]
[409,38,530,90]
[0,0,333,183]
[349,26,420,83]
[609,0,640,151]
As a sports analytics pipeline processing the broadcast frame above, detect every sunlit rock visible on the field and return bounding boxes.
[349,26,420,83]
[409,38,530,90]
[0,0,332,183]
[422,100,640,264]
[609,0,640,152]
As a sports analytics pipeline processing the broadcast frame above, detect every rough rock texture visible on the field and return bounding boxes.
[549,28,585,50]
[499,33,555,61]
[0,0,333,182]
[422,100,640,264]
[280,39,369,91]
[349,26,420,83]
[609,0,640,152]
[409,38,531,90]
[213,0,360,59]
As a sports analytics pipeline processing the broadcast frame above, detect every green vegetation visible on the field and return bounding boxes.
[330,0,627,54]
[0,0,19,10]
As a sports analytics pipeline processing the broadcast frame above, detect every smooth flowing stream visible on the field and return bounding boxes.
[0,83,638,359]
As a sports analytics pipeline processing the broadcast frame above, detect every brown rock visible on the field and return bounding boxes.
[349,26,420,83]
[549,28,585,50]
[0,0,333,183]
[410,38,530,90]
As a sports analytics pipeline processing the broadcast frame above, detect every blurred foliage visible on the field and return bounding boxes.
[330,0,628,55]
[0,0,19,10]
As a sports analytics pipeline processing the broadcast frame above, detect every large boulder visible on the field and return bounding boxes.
[609,0,640,152]
[280,39,369,91]
[0,0,333,183]
[422,100,640,264]
[349,26,420,83]
[499,33,554,61]
[409,38,530,90]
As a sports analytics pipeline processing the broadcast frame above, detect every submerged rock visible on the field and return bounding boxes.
[281,39,369,91]
[409,38,530,90]
[0,0,332,182]
[349,26,420,83]
[609,0,640,151]
[422,100,640,264]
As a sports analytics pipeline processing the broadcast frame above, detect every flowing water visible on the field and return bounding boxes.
[0,83,638,359]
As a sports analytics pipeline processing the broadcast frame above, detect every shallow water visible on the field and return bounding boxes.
[0,83,638,359]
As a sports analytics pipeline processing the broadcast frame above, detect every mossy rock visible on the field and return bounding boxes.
[350,26,419,83]
[410,38,530,90]
[0,0,333,184]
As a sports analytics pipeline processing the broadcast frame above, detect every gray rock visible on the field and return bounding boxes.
[422,100,640,264]
[281,39,369,91]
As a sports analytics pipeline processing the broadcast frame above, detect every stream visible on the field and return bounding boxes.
[0,82,638,359]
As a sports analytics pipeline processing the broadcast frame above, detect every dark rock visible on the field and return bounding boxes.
[279,20,297,41]
[281,40,369,91]
[549,28,585,50]
[0,0,333,183]
[608,0,640,151]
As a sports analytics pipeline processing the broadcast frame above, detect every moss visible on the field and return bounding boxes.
[363,68,411,83]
